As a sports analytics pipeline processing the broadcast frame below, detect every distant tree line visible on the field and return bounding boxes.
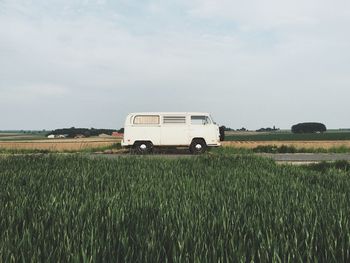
[215,122,329,135]
[219,122,328,134]
[48,127,119,138]
[256,126,279,132]
[220,126,248,132]
[292,123,327,133]
[221,126,281,132]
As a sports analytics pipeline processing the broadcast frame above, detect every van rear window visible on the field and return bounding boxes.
[133,115,160,124]
[163,116,186,124]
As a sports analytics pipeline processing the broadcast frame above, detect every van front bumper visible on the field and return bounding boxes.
[121,140,129,147]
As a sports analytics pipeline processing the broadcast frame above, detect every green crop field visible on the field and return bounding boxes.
[225,131,350,141]
[0,131,46,141]
[1,154,350,262]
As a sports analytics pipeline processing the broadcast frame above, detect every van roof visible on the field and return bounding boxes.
[128,112,210,116]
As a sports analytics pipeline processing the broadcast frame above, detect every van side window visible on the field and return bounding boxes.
[163,116,186,124]
[191,116,210,125]
[133,115,160,125]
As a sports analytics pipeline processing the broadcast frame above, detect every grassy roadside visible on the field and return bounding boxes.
[211,145,350,154]
[225,131,350,141]
[2,144,350,155]
[0,143,122,154]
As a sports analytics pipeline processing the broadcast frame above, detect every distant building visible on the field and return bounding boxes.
[112,132,123,137]
[48,134,67,139]
[74,134,85,139]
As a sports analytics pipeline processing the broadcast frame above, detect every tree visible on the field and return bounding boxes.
[291,122,327,133]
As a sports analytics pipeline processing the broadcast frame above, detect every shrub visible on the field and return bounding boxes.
[292,122,327,134]
[219,126,225,141]
[253,145,297,153]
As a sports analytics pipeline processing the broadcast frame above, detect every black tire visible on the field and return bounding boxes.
[190,139,207,154]
[134,141,153,154]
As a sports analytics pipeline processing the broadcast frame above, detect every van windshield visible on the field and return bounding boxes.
[191,116,211,125]
[209,115,216,124]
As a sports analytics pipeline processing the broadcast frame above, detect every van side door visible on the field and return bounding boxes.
[160,115,189,146]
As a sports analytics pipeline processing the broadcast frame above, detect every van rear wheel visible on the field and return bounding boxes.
[190,139,207,154]
[134,141,153,154]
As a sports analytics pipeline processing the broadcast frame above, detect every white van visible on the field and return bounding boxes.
[121,112,221,154]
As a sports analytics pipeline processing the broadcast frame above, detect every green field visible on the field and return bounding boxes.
[0,131,47,141]
[225,131,350,141]
[1,154,350,262]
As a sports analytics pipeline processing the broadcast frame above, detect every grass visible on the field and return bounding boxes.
[0,148,51,154]
[1,154,350,262]
[0,131,47,141]
[1,143,350,154]
[225,131,350,141]
[304,160,350,173]
[211,145,350,154]
[0,136,46,141]
[252,145,350,153]
[0,143,122,154]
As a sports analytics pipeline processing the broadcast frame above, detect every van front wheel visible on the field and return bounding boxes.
[134,141,153,154]
[190,139,207,154]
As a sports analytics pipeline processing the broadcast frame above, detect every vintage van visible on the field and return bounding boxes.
[121,112,221,154]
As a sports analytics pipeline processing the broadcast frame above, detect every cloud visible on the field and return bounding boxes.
[0,83,69,102]
[185,0,350,30]
[0,0,349,129]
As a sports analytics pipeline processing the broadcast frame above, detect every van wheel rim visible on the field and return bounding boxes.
[195,144,202,150]
[140,144,147,150]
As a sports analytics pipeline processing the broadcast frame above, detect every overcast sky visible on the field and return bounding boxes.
[1,0,349,130]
